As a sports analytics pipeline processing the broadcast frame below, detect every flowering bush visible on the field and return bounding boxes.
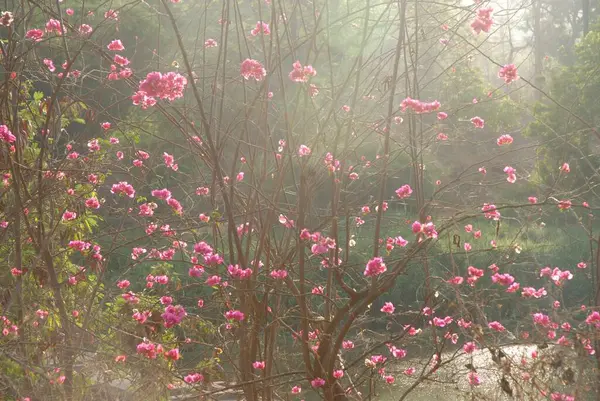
[0,1,598,401]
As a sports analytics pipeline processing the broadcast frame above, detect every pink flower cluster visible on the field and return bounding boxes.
[496,134,513,146]
[300,229,336,256]
[521,287,547,298]
[411,221,438,239]
[0,125,15,143]
[540,266,573,286]
[395,184,412,199]
[132,72,187,108]
[240,59,266,81]
[491,273,514,286]
[136,341,161,359]
[225,309,245,321]
[184,373,204,384]
[498,64,519,84]
[288,61,317,83]
[111,181,136,198]
[400,97,441,114]
[470,116,485,128]
[161,305,187,328]
[471,7,493,34]
[228,264,253,280]
[364,257,387,277]
[482,203,501,220]
[251,21,270,36]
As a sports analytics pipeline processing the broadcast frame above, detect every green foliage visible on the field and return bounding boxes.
[526,24,600,190]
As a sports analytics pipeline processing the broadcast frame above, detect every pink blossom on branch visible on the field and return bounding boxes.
[364,257,387,277]
[400,97,440,114]
[498,64,519,84]
[241,59,266,81]
[471,7,493,34]
[470,116,485,128]
[289,61,317,83]
[250,21,270,36]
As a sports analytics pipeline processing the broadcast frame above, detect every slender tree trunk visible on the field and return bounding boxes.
[533,0,543,101]
[583,0,590,36]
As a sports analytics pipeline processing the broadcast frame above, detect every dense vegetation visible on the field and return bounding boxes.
[1,0,600,400]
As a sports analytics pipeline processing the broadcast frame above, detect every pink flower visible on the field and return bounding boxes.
[43,58,55,72]
[164,348,180,360]
[447,276,464,285]
[470,116,485,128]
[577,262,587,269]
[161,305,187,328]
[101,122,111,130]
[496,134,513,146]
[104,10,119,20]
[384,375,395,384]
[532,312,552,327]
[560,162,570,173]
[253,361,266,370]
[85,197,100,209]
[558,200,572,210]
[342,340,355,349]
[251,21,270,36]
[113,54,130,66]
[241,59,267,81]
[380,302,395,314]
[289,61,317,83]
[236,172,244,182]
[111,181,135,198]
[163,152,178,171]
[432,316,453,327]
[463,342,477,354]
[225,310,245,321]
[205,275,221,286]
[388,345,407,359]
[0,125,15,143]
[136,341,158,359]
[117,280,130,289]
[404,367,416,376]
[521,286,547,299]
[491,273,515,286]
[62,210,77,221]
[196,187,210,196]
[528,196,538,204]
[45,19,63,35]
[204,38,218,48]
[437,112,448,120]
[364,257,387,277]
[504,166,516,183]
[184,373,204,384]
[395,184,413,199]
[437,132,448,141]
[488,321,505,332]
[400,97,440,114]
[107,39,125,51]
[467,371,481,386]
[138,71,187,101]
[26,29,44,41]
[291,386,301,394]
[464,242,472,252]
[298,145,311,157]
[471,7,493,34]
[506,282,520,293]
[270,269,288,280]
[333,370,344,379]
[311,377,326,388]
[498,64,519,84]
